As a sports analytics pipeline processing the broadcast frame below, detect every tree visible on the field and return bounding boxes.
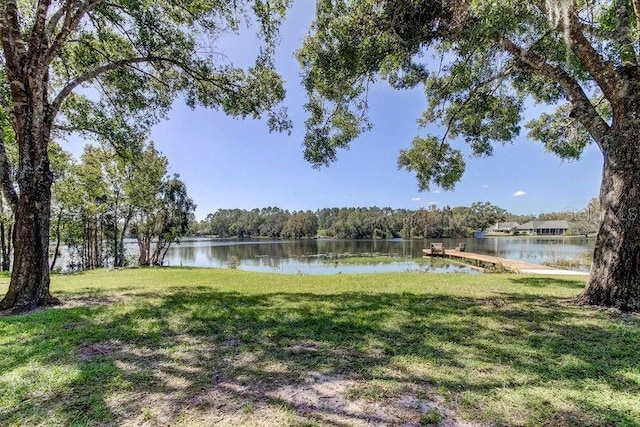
[49,140,191,271]
[467,202,508,232]
[299,1,640,311]
[567,197,601,236]
[0,0,290,313]
[80,143,138,268]
[258,207,291,238]
[48,143,76,271]
[74,145,113,270]
[132,174,195,266]
[151,176,196,265]
[281,211,318,239]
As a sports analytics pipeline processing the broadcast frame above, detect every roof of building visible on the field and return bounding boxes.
[489,221,520,230]
[517,220,570,230]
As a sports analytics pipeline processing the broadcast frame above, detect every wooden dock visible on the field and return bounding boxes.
[423,248,589,276]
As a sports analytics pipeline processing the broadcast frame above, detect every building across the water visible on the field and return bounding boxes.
[486,220,571,236]
[516,220,570,236]
[486,222,520,235]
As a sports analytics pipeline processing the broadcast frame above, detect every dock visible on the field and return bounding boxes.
[423,248,589,276]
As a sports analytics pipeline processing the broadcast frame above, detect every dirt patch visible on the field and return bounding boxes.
[144,371,476,426]
[78,339,475,426]
[59,294,122,309]
[263,372,474,426]
[109,368,475,426]
[288,340,320,354]
[77,340,120,361]
[76,339,156,363]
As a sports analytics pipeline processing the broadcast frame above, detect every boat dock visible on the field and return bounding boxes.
[423,248,589,276]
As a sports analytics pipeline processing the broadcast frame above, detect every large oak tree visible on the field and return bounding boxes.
[299,0,640,311]
[0,0,290,313]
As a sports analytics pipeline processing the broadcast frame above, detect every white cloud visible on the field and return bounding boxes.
[514,190,527,197]
[431,189,441,194]
[481,184,490,188]
[427,201,440,205]
[411,197,421,202]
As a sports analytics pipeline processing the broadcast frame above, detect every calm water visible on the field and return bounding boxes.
[112,237,594,275]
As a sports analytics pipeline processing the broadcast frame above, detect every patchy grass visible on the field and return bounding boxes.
[0,268,638,426]
[322,255,458,266]
[543,251,593,272]
[323,255,415,265]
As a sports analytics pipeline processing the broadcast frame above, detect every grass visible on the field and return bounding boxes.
[0,268,638,426]
[544,251,593,271]
[323,255,412,265]
[321,254,454,266]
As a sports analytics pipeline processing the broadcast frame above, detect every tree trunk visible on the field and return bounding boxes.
[0,157,59,313]
[581,137,640,312]
[0,59,61,312]
[0,197,9,272]
[159,241,172,265]
[50,207,63,271]
[83,218,90,269]
[113,195,120,267]
[116,208,133,267]
[137,233,151,266]
[150,238,166,266]
[0,221,7,272]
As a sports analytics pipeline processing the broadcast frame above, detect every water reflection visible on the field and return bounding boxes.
[116,237,595,275]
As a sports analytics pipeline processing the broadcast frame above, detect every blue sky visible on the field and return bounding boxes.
[68,2,604,219]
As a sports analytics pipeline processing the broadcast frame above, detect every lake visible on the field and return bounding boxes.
[115,237,595,275]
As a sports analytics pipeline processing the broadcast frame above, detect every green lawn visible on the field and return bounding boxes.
[0,268,638,426]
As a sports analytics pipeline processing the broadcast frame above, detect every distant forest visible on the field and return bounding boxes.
[191,200,600,240]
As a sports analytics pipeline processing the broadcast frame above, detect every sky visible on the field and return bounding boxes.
[67,2,604,220]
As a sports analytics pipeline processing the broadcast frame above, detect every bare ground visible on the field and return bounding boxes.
[76,339,475,426]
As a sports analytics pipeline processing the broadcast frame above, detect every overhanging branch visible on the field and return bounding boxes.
[440,66,513,144]
[48,56,150,121]
[501,37,610,150]
[48,52,248,126]
[567,10,621,103]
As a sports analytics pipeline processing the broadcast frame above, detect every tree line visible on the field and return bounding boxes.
[198,208,318,239]
[0,140,197,274]
[195,200,599,240]
[51,141,195,271]
[0,132,195,275]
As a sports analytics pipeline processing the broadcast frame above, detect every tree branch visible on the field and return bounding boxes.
[46,1,74,38]
[42,0,103,69]
[566,9,621,103]
[48,51,249,127]
[48,56,150,121]
[501,38,610,150]
[440,67,513,144]
[613,0,637,64]
[1,0,27,82]
[632,0,640,42]
[27,0,52,71]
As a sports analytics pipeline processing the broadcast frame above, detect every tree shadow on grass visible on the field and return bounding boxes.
[509,276,587,290]
[0,287,638,426]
